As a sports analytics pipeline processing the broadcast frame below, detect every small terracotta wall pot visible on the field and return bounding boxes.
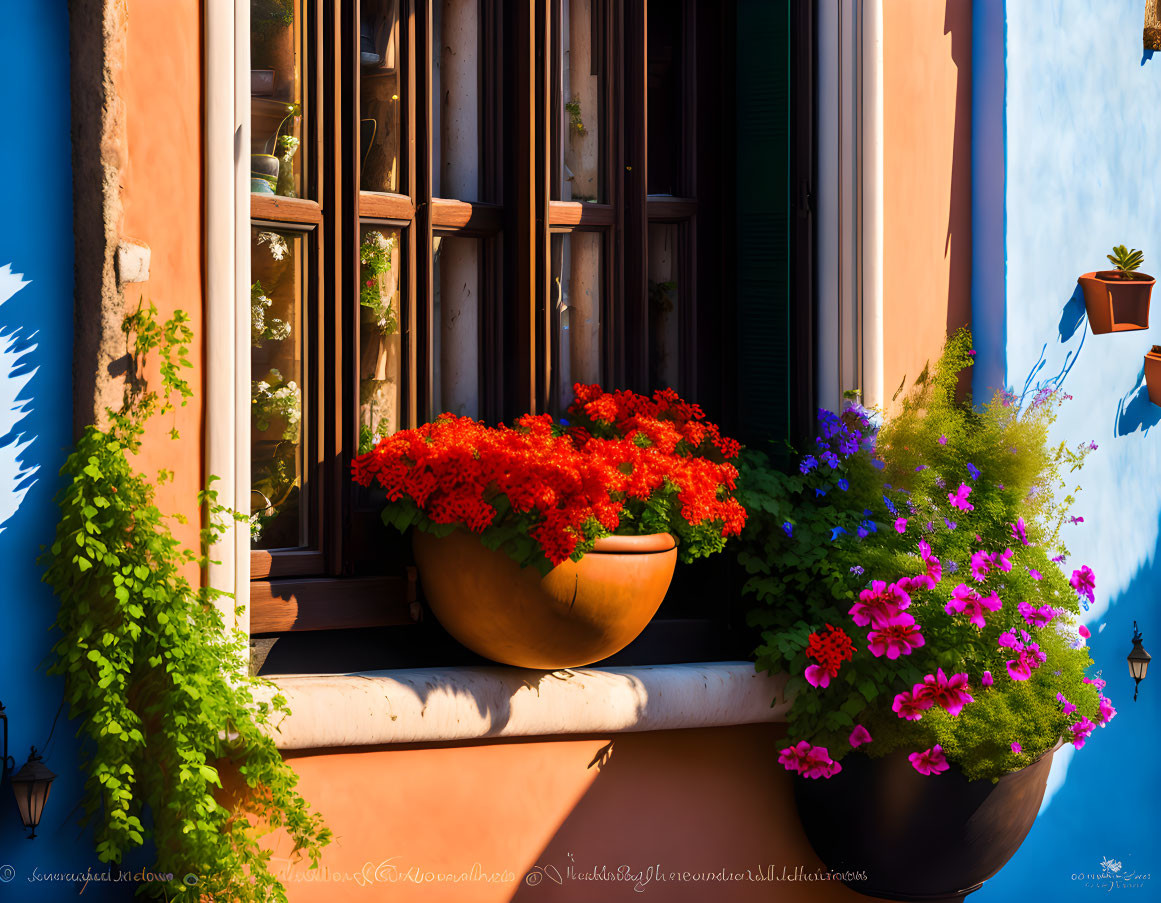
[793,744,1059,901]
[1145,348,1161,407]
[412,529,678,669]
[1078,271,1154,334]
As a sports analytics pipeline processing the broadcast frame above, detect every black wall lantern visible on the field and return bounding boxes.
[0,700,57,838]
[1128,622,1152,702]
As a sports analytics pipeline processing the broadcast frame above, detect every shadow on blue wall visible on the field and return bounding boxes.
[1114,364,1161,437]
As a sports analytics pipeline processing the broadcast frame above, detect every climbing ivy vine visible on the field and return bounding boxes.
[42,304,330,901]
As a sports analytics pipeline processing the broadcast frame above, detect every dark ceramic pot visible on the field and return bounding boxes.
[794,744,1059,902]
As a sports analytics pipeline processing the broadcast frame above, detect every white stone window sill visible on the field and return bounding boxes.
[263,662,789,750]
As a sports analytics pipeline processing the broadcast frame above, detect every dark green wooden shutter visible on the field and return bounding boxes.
[735,0,792,446]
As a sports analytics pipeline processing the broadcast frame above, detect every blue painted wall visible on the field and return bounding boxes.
[0,5,122,899]
[974,1,1161,897]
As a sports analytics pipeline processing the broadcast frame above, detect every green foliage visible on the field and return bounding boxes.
[740,329,1106,781]
[42,303,330,900]
[1107,243,1144,273]
[565,97,586,134]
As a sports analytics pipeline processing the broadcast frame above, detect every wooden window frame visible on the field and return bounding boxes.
[248,0,759,646]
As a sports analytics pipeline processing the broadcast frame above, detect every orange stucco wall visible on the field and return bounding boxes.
[120,0,205,544]
[269,725,885,903]
[883,0,972,405]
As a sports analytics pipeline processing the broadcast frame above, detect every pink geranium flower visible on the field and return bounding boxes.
[1078,624,1091,639]
[1070,716,1096,750]
[892,690,930,721]
[849,581,911,628]
[1028,568,1043,580]
[945,583,1002,629]
[804,663,831,688]
[949,483,974,511]
[918,668,974,716]
[867,613,926,659]
[1084,675,1106,690]
[778,740,814,772]
[849,724,873,747]
[909,744,950,775]
[970,550,994,582]
[1056,692,1077,716]
[981,670,993,686]
[799,745,842,779]
[1018,601,1057,628]
[1011,742,1022,754]
[1010,517,1030,546]
[1070,566,1096,604]
[1097,695,1117,726]
[897,574,936,594]
[894,517,908,534]
[995,548,1014,573]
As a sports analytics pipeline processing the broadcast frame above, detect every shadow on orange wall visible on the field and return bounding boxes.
[269,725,895,903]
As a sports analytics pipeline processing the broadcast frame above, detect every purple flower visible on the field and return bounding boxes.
[966,462,980,481]
[858,519,877,538]
[944,518,957,531]
[781,522,794,537]
[949,483,974,511]
[935,477,947,489]
[1070,717,1097,750]
[1070,515,1085,525]
[800,455,818,474]
[804,664,831,688]
[946,560,959,573]
[1028,568,1043,580]
[1097,695,1117,726]
[938,436,948,446]
[821,451,841,469]
[849,724,873,747]
[1051,554,1067,564]
[850,565,865,576]
[1011,742,1022,754]
[1070,566,1096,604]
[915,464,927,472]
[867,612,926,660]
[1088,441,1099,451]
[883,495,898,515]
[894,517,908,534]
[1009,518,1029,546]
[945,584,1002,629]
[909,744,950,776]
[970,550,994,582]
[1056,692,1077,716]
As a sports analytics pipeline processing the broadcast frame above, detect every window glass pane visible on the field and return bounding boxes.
[556,0,605,202]
[552,231,603,411]
[646,0,683,196]
[648,223,680,392]
[251,227,308,549]
[360,0,401,193]
[358,225,403,453]
[432,236,481,419]
[251,0,306,197]
[433,0,480,201]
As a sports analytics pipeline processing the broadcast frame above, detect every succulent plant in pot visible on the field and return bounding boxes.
[738,331,1113,901]
[1078,244,1154,334]
[352,385,746,668]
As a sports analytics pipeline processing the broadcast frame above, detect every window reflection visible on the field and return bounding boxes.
[432,236,480,419]
[552,232,603,412]
[360,0,401,193]
[251,0,305,196]
[359,226,403,452]
[251,227,306,548]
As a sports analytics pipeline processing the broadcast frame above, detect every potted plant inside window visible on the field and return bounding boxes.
[351,385,746,668]
[737,332,1113,901]
[1078,244,1154,334]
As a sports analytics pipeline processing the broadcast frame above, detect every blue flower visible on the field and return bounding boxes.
[815,488,828,497]
[850,565,865,576]
[934,477,947,489]
[830,526,848,541]
[871,459,886,470]
[966,462,980,481]
[859,519,877,536]
[946,560,959,573]
[800,455,818,475]
[821,451,840,469]
[781,522,794,537]
[944,518,957,530]
[837,478,850,491]
[915,464,927,472]
[883,495,897,515]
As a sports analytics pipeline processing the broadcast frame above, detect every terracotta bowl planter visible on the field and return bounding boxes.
[412,529,677,669]
[1078,271,1154,334]
[1146,347,1161,408]
[794,744,1060,901]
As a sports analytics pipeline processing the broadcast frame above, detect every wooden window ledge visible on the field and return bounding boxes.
[259,662,789,749]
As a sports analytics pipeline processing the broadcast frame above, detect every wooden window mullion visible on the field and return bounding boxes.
[622,0,648,393]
